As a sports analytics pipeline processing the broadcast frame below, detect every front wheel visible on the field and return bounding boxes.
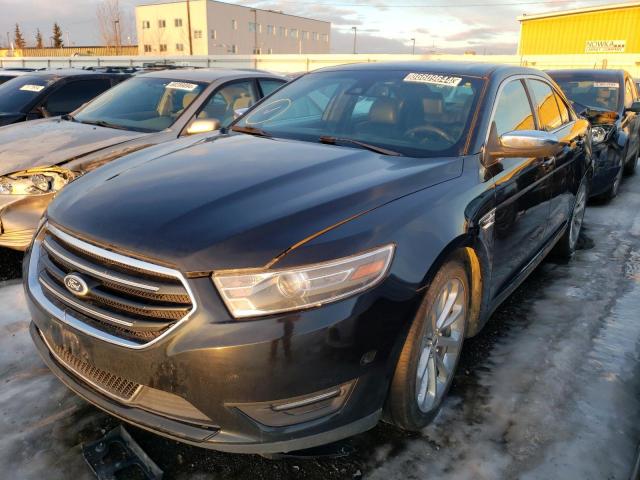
[386,258,469,430]
[554,179,588,258]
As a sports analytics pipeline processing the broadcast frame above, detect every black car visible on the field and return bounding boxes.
[25,62,591,455]
[0,69,129,127]
[548,69,640,199]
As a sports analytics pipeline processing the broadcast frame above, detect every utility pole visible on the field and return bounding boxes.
[351,26,357,54]
[251,8,258,68]
[411,38,415,55]
[186,0,193,55]
[113,19,121,54]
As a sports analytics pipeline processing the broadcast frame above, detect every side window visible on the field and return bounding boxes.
[43,79,111,116]
[529,79,563,131]
[554,91,571,124]
[197,81,257,127]
[492,79,534,137]
[625,79,635,108]
[258,79,286,97]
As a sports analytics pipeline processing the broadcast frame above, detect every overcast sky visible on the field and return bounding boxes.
[0,0,626,54]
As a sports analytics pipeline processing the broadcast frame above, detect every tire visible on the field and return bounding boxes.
[554,178,588,259]
[386,258,469,430]
[624,147,638,176]
[603,154,623,201]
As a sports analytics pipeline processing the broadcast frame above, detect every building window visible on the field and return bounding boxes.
[249,22,256,32]
[158,19,166,28]
[312,32,319,41]
[143,44,152,52]
[302,31,309,40]
[232,19,237,30]
[211,29,217,39]
[176,43,184,51]
[194,30,202,39]
[159,44,167,52]
[229,44,237,53]
[279,26,286,37]
[321,33,329,42]
[174,18,183,27]
[142,20,150,29]
[289,28,298,38]
[268,48,273,54]
[267,25,274,35]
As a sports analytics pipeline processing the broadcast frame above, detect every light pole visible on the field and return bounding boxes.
[113,19,120,54]
[411,38,415,55]
[186,0,193,55]
[351,26,357,54]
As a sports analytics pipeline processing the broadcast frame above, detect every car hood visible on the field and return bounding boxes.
[0,118,148,175]
[49,134,463,272]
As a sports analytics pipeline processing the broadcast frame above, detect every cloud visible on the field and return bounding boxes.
[330,28,411,54]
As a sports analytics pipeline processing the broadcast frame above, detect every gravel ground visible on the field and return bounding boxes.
[1,177,640,479]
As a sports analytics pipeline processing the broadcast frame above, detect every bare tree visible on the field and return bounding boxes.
[96,0,128,49]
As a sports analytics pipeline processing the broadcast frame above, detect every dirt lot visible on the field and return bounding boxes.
[1,178,640,479]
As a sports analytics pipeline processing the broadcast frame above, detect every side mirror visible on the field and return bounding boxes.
[486,123,563,161]
[234,107,249,119]
[185,118,220,136]
[625,101,640,114]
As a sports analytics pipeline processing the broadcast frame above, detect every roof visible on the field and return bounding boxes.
[23,69,127,78]
[136,0,330,25]
[314,61,541,78]
[138,67,283,82]
[518,1,640,21]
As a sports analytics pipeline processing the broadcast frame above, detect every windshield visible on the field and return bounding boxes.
[74,77,207,132]
[0,75,56,113]
[0,74,19,85]
[235,70,484,158]
[550,74,621,112]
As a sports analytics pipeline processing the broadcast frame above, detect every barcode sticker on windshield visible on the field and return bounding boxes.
[19,84,45,92]
[594,82,619,88]
[403,73,462,87]
[166,81,198,91]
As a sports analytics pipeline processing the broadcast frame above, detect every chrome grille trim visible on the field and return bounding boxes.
[28,223,198,349]
[42,237,160,292]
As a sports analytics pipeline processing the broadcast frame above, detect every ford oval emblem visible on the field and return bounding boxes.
[63,273,89,297]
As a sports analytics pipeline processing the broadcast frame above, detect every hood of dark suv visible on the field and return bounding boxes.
[48,134,463,272]
[0,117,147,175]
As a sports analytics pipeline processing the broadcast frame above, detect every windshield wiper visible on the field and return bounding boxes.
[230,125,272,138]
[79,119,131,131]
[61,113,75,122]
[319,136,402,156]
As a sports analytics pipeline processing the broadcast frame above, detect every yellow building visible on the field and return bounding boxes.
[518,2,640,55]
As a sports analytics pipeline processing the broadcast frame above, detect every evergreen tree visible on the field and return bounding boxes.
[35,28,44,49]
[13,24,26,49]
[52,22,63,48]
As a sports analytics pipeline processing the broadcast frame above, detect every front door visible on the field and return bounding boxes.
[488,78,554,299]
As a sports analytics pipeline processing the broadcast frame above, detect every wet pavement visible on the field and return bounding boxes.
[2,178,640,479]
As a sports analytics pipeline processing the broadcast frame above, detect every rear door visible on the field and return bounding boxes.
[488,77,554,298]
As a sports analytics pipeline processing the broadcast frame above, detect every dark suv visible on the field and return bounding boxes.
[548,69,640,199]
[26,62,591,455]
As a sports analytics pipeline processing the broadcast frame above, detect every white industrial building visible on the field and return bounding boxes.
[135,0,331,55]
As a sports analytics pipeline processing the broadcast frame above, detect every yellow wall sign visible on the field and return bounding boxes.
[585,40,626,53]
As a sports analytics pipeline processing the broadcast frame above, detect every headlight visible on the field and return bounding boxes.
[591,126,610,145]
[213,244,395,318]
[0,168,75,195]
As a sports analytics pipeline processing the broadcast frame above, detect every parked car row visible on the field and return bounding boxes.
[0,61,636,455]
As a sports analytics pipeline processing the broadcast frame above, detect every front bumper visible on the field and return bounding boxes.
[25,235,413,453]
[0,193,52,250]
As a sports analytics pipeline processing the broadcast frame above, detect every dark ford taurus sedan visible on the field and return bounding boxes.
[25,62,591,455]
[548,69,640,199]
[0,69,286,250]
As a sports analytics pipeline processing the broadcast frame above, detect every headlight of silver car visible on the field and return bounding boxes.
[0,168,76,195]
[213,244,395,318]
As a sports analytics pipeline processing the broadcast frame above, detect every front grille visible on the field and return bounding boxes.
[35,224,194,345]
[45,333,141,401]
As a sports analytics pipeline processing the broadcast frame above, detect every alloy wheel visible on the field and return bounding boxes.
[415,278,466,413]
[569,182,587,249]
